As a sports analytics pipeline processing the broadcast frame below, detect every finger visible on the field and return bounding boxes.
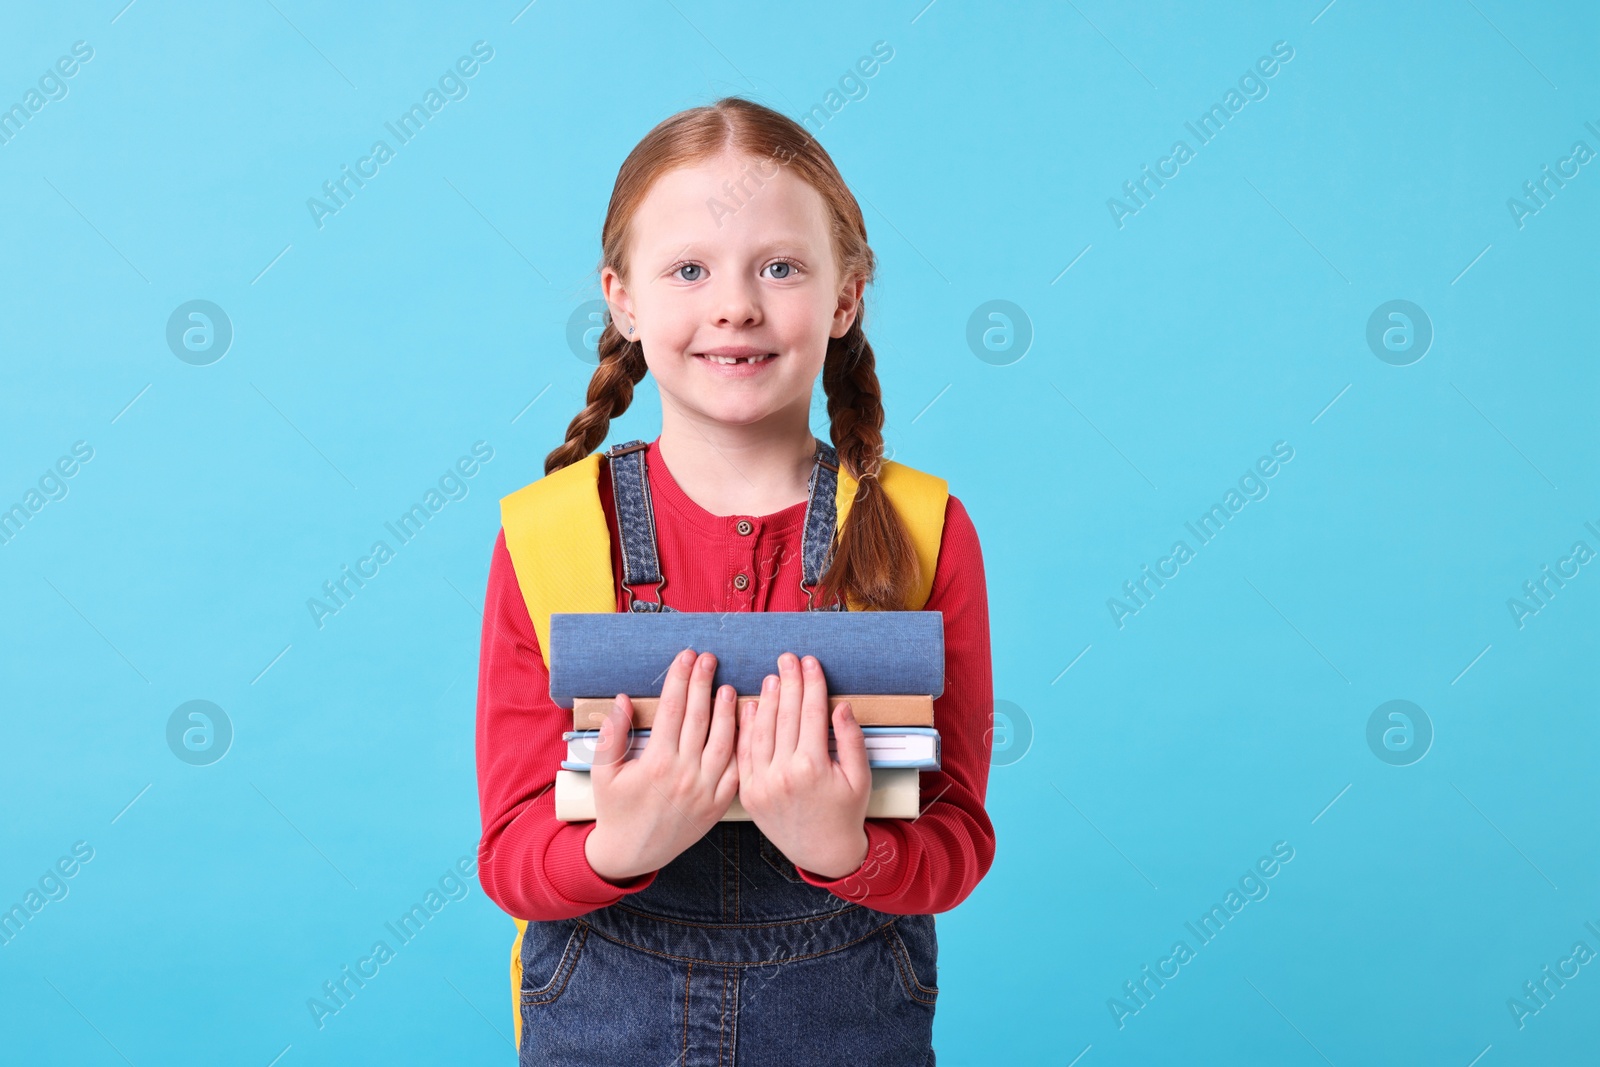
[702,683,737,778]
[589,695,635,786]
[716,743,741,809]
[750,674,778,768]
[679,651,717,759]
[833,701,872,792]
[649,647,695,754]
[736,696,753,783]
[773,653,803,760]
[799,655,831,761]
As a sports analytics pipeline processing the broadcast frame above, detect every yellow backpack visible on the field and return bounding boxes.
[495,444,950,1048]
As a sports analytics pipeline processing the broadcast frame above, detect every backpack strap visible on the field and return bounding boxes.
[498,451,614,670]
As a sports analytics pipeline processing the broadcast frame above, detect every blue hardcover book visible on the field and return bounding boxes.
[559,726,942,771]
[547,610,944,708]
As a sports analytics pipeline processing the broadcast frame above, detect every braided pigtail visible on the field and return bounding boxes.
[543,321,648,476]
[815,315,920,612]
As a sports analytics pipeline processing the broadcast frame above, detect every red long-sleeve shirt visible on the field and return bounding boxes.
[475,436,996,921]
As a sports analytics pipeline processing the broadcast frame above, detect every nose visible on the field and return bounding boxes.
[711,275,762,329]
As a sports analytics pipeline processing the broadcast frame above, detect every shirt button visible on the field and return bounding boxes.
[733,573,749,590]
[736,519,753,536]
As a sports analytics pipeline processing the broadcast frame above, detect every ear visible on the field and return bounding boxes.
[830,274,865,339]
[600,265,633,330]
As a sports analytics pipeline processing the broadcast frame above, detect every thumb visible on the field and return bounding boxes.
[589,695,634,785]
[832,702,871,792]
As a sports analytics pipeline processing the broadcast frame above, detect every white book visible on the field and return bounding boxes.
[553,767,924,822]
[561,726,940,771]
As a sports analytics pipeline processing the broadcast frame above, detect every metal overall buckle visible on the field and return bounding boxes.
[623,577,668,612]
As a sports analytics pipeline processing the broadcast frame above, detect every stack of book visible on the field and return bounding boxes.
[547,611,945,821]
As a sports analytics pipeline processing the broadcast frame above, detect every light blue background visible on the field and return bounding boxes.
[2,1,1596,1063]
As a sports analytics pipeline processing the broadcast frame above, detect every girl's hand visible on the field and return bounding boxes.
[584,648,740,882]
[736,653,872,879]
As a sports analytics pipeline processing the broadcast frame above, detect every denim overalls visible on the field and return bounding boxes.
[516,439,939,1066]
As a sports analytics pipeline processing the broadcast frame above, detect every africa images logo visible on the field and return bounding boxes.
[306,42,495,229]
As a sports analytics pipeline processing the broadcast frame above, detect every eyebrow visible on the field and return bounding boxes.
[652,238,816,258]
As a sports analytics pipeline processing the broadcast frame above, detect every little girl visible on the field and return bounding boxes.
[475,96,996,1066]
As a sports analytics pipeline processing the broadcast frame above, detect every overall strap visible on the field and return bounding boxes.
[801,442,846,611]
[605,440,674,613]
[606,437,848,613]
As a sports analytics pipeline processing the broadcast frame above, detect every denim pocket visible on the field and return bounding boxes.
[520,920,590,1007]
[883,916,939,1005]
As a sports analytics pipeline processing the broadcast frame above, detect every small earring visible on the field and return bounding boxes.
[628,325,634,336]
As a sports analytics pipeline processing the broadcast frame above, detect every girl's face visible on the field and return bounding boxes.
[604,150,862,433]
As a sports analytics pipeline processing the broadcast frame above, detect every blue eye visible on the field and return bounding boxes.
[669,259,800,282]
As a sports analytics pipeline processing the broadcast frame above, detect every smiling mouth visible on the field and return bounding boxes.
[694,352,778,365]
